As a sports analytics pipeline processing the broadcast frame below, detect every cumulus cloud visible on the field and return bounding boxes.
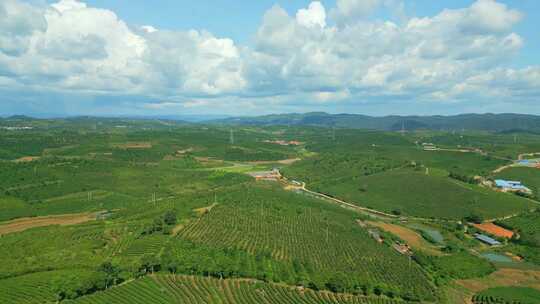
[330,0,380,26]
[248,0,534,106]
[0,0,47,56]
[296,1,327,28]
[0,0,538,115]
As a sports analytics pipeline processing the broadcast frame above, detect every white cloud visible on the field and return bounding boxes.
[141,25,158,33]
[51,0,87,13]
[314,90,351,102]
[0,0,245,98]
[0,0,47,56]
[462,0,522,34]
[296,1,327,28]
[330,0,380,26]
[0,0,538,115]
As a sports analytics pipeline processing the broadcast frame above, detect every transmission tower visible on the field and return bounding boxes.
[230,129,235,145]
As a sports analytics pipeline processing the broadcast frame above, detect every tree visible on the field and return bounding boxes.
[99,261,120,288]
[464,213,483,224]
[163,210,177,226]
[140,254,160,274]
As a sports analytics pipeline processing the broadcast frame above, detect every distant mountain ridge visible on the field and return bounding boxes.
[3,112,540,132]
[209,112,540,132]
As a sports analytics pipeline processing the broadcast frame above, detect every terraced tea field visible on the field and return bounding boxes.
[69,275,414,304]
[472,287,540,304]
[178,185,435,300]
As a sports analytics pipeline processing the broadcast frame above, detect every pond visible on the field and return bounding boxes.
[409,224,445,244]
[481,252,514,263]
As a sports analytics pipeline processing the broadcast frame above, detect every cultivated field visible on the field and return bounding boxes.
[69,275,414,304]
[366,221,442,255]
[305,168,533,219]
[472,286,540,304]
[1,120,540,303]
[0,212,99,235]
[178,185,435,300]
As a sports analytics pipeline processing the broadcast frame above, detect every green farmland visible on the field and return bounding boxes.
[284,165,534,219]
[472,287,540,304]
[1,118,540,303]
[67,275,414,304]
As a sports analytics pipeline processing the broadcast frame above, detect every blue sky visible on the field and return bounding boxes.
[2,0,539,116]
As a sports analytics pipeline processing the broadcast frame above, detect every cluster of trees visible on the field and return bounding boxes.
[122,238,428,302]
[141,210,177,236]
[52,262,123,301]
[413,251,495,286]
[449,172,478,184]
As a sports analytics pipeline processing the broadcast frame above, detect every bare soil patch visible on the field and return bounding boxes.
[113,142,152,149]
[473,222,514,238]
[194,203,218,216]
[14,156,40,163]
[0,212,100,235]
[367,221,442,255]
[246,158,301,165]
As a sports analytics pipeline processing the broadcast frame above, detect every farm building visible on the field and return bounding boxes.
[516,159,540,168]
[264,140,303,146]
[494,179,532,194]
[392,242,412,255]
[473,222,514,239]
[422,143,437,151]
[474,233,501,246]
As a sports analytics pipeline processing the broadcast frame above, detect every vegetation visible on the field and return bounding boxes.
[472,287,540,304]
[68,275,414,304]
[285,165,533,219]
[414,251,496,286]
[176,185,434,300]
[498,210,540,265]
[1,118,540,303]
[495,167,540,199]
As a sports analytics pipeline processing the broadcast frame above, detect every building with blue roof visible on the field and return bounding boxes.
[474,233,501,246]
[494,179,532,193]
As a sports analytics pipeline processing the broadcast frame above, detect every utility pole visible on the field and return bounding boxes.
[325,215,329,243]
